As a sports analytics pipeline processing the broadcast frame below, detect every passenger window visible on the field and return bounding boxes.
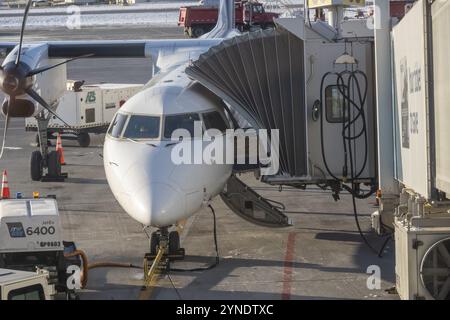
[202,111,228,133]
[108,113,128,138]
[325,85,348,123]
[8,284,45,300]
[123,115,160,139]
[164,113,200,139]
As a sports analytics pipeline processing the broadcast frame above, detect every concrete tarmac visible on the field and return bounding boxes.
[0,26,397,300]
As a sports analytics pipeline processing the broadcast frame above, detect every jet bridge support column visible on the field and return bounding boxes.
[372,0,399,234]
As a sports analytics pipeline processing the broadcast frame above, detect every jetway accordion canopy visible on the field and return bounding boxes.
[186,29,307,177]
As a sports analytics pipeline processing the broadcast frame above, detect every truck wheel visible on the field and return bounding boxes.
[30,151,43,181]
[192,26,205,38]
[77,132,90,148]
[263,23,275,30]
[47,151,61,177]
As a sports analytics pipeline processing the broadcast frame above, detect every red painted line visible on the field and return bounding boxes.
[281,232,296,300]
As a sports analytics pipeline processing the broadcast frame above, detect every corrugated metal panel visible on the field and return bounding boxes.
[392,0,431,198]
[432,0,450,194]
[186,29,307,177]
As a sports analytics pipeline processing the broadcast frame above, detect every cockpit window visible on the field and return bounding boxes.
[164,113,200,139]
[108,113,128,138]
[202,111,228,133]
[123,115,160,139]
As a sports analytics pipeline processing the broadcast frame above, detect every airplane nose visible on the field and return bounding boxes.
[104,139,186,227]
[132,182,185,227]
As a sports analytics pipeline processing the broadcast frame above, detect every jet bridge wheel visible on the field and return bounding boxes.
[30,151,43,181]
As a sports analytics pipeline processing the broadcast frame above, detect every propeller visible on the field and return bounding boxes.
[0,0,93,159]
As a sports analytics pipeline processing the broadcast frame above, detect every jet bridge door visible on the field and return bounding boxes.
[305,40,376,183]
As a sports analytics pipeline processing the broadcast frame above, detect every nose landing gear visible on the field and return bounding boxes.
[143,228,185,288]
[147,228,185,260]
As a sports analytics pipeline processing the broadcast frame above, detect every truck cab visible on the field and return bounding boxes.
[243,1,278,29]
[178,0,279,38]
[0,268,55,300]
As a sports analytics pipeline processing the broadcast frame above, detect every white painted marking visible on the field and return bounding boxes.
[4,147,22,150]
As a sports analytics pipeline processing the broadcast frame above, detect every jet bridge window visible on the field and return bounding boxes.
[108,113,128,138]
[325,85,348,123]
[202,111,228,133]
[164,113,200,139]
[123,115,160,139]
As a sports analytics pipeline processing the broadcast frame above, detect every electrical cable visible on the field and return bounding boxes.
[170,204,220,272]
[319,64,392,255]
[167,273,183,300]
[377,235,392,258]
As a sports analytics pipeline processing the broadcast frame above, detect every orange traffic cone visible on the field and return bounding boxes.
[56,133,66,165]
[1,170,11,199]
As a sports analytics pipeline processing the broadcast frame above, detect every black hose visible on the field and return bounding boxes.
[319,71,341,181]
[170,204,220,272]
[319,67,384,255]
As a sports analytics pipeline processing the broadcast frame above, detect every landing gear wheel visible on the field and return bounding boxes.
[77,132,90,148]
[47,151,61,177]
[30,151,43,181]
[169,231,180,254]
[150,232,159,256]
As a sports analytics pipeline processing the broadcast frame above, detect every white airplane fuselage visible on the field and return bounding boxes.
[103,64,233,227]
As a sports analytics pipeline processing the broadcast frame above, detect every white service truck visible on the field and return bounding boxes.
[25,81,143,147]
[0,197,82,298]
[0,268,55,300]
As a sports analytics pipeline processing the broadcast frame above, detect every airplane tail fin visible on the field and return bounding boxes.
[203,0,239,39]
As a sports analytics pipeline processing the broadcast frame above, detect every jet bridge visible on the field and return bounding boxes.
[186,21,377,188]
[187,28,308,178]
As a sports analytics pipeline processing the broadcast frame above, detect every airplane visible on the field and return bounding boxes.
[0,0,291,259]
[0,0,378,265]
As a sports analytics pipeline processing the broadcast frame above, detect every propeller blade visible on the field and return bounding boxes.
[25,88,73,128]
[27,53,95,77]
[0,97,13,159]
[15,0,33,66]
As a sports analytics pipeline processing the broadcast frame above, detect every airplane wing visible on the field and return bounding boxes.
[0,39,222,59]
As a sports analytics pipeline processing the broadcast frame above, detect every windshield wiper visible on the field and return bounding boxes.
[125,138,157,147]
